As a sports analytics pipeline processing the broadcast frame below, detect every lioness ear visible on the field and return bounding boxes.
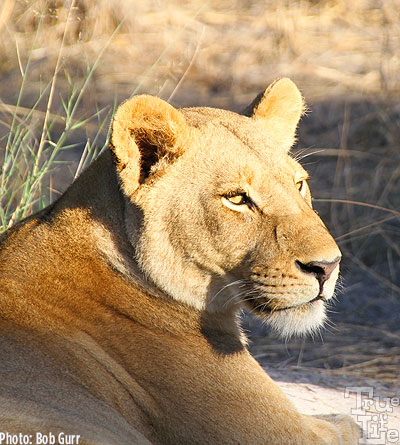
[244,78,305,151]
[110,95,190,196]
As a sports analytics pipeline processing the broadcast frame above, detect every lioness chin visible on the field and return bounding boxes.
[0,78,360,444]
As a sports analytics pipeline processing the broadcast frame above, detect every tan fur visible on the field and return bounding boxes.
[0,78,360,444]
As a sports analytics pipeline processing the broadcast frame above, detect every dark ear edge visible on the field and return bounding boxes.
[241,91,265,117]
[109,136,158,184]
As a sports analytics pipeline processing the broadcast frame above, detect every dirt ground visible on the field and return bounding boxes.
[272,368,400,444]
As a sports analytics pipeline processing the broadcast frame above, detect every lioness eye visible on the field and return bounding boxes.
[296,179,307,197]
[227,193,249,205]
[221,191,254,212]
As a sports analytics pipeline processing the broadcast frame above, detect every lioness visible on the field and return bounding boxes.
[0,78,360,444]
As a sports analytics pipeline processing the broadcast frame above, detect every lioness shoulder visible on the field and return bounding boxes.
[0,78,360,444]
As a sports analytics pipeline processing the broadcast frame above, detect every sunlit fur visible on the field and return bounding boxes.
[0,78,360,443]
[265,300,327,339]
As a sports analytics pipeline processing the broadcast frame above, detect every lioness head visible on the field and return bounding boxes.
[109,78,341,338]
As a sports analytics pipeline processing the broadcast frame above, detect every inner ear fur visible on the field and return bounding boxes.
[244,78,306,151]
[110,95,190,196]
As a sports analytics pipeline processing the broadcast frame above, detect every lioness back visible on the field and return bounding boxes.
[0,78,360,444]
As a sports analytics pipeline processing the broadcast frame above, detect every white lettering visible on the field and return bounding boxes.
[391,397,400,407]
[0,432,82,445]
[58,433,81,444]
[36,432,55,444]
[0,433,32,445]
[345,386,400,444]
[387,429,400,443]
[36,433,46,445]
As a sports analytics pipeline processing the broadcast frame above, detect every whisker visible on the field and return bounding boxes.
[293,148,326,162]
[251,298,272,313]
[324,319,338,331]
[209,279,248,304]
[222,288,258,308]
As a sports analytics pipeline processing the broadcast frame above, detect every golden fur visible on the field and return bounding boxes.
[0,78,360,443]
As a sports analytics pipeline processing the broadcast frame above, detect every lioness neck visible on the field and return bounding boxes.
[0,151,242,342]
[57,150,238,318]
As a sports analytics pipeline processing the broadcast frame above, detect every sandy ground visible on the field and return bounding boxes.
[264,367,400,444]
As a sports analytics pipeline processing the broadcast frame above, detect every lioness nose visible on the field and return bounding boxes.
[296,257,341,288]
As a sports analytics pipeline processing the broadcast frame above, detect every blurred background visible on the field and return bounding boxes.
[0,0,399,388]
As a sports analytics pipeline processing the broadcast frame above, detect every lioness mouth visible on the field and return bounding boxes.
[247,294,324,314]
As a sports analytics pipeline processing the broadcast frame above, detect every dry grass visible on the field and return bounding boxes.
[0,0,399,382]
[1,0,400,106]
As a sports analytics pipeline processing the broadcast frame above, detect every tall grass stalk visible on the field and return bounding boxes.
[0,4,118,233]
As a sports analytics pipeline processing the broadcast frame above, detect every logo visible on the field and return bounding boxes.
[345,386,399,444]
